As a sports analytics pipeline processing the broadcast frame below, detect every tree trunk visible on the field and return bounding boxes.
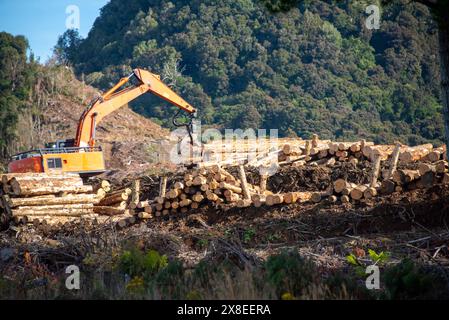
[437,11,449,160]
[7,194,99,207]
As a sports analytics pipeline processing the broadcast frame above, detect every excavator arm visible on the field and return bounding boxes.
[75,68,196,147]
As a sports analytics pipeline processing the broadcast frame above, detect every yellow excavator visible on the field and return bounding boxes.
[8,68,197,176]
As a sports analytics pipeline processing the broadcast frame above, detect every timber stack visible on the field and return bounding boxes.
[0,173,99,226]
[131,163,325,219]
[132,137,449,218]
[0,173,141,228]
[2,137,449,228]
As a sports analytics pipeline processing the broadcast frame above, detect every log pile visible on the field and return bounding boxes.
[131,164,326,218]
[193,136,445,172]
[0,173,140,228]
[168,138,449,210]
[276,139,445,167]
[1,138,448,228]
[0,173,99,225]
[91,183,145,228]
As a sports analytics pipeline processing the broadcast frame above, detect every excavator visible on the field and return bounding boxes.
[8,68,197,176]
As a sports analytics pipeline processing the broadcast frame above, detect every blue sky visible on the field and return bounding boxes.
[0,0,109,62]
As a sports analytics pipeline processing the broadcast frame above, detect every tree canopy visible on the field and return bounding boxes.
[59,0,442,145]
[0,32,36,159]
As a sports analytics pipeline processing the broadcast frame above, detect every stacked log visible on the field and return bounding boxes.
[91,181,150,228]
[0,173,140,227]
[2,140,448,227]
[0,173,104,225]
[196,136,445,172]
[149,140,449,211]
[276,137,378,166]
[136,164,326,216]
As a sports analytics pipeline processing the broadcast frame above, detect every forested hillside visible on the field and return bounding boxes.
[0,32,40,161]
[56,0,443,145]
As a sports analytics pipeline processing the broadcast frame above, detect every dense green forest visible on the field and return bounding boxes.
[0,32,36,160]
[56,0,443,145]
[0,32,83,165]
[0,0,443,164]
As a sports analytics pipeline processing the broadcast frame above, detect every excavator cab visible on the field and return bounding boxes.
[8,144,106,176]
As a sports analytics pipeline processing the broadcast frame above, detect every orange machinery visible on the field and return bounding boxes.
[8,68,197,176]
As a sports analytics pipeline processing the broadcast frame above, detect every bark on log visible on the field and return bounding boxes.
[11,183,93,197]
[435,160,448,174]
[131,180,140,206]
[108,188,132,198]
[399,144,433,162]
[93,206,127,216]
[311,134,319,148]
[238,165,251,200]
[392,170,420,185]
[7,194,99,207]
[13,207,93,217]
[387,143,402,180]
[160,176,168,198]
[303,140,311,155]
[419,171,435,188]
[418,163,436,176]
[219,182,242,194]
[99,192,129,206]
[2,172,80,183]
[370,154,382,188]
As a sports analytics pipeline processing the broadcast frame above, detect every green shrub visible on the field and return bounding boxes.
[383,260,443,300]
[154,260,186,299]
[118,248,168,278]
[264,250,316,296]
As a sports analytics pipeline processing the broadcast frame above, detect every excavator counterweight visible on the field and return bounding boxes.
[8,68,197,176]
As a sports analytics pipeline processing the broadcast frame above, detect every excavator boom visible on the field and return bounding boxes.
[8,68,197,175]
[76,68,196,147]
